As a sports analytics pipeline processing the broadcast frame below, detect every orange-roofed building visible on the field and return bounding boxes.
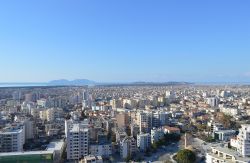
[164,126,180,135]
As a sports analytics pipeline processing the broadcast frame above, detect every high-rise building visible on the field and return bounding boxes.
[12,91,21,101]
[23,119,35,140]
[137,111,152,133]
[152,111,169,127]
[137,133,150,152]
[151,128,164,144]
[207,97,219,107]
[120,136,137,159]
[65,119,89,160]
[82,90,89,109]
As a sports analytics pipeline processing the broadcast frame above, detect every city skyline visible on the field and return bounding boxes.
[0,0,250,83]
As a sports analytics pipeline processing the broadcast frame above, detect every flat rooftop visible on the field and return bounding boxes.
[46,140,65,151]
[210,145,250,162]
[0,150,54,157]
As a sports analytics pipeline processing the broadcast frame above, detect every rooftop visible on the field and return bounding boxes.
[209,145,250,162]
[46,140,65,151]
[0,150,54,157]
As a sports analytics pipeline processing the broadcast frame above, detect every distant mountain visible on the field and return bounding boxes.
[48,79,96,86]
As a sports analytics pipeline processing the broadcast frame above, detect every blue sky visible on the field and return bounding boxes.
[0,0,249,83]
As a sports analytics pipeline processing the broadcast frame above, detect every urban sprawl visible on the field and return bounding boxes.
[0,84,250,163]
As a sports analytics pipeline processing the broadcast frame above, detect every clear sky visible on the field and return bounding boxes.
[0,0,249,83]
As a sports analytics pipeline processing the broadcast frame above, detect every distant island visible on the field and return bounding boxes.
[48,79,96,86]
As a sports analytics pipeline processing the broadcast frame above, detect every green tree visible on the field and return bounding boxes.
[151,143,158,152]
[176,149,196,163]
[205,135,215,142]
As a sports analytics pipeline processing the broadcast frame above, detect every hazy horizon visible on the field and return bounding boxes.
[1,79,250,85]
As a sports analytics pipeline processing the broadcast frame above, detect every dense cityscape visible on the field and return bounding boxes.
[1,0,249,162]
[0,84,250,162]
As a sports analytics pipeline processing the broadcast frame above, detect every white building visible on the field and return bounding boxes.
[120,136,137,159]
[151,128,164,144]
[166,91,175,99]
[65,120,89,160]
[207,124,250,163]
[220,107,239,116]
[232,124,250,157]
[137,133,150,152]
[37,99,48,108]
[40,108,63,122]
[21,101,35,114]
[0,124,25,152]
[207,97,219,107]
[46,140,65,163]
[206,146,250,163]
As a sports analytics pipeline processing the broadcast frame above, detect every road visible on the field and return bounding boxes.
[144,142,180,162]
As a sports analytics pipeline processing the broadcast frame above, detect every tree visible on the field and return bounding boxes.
[205,135,215,142]
[197,124,207,132]
[176,149,196,163]
[125,154,132,162]
[151,143,158,152]
[215,113,240,129]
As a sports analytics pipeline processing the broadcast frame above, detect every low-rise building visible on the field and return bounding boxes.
[89,143,112,158]
[0,151,54,163]
[46,140,65,163]
[79,155,103,163]
[206,146,250,163]
[214,130,235,141]
[163,126,180,135]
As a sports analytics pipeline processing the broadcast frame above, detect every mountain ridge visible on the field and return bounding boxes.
[48,79,96,85]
